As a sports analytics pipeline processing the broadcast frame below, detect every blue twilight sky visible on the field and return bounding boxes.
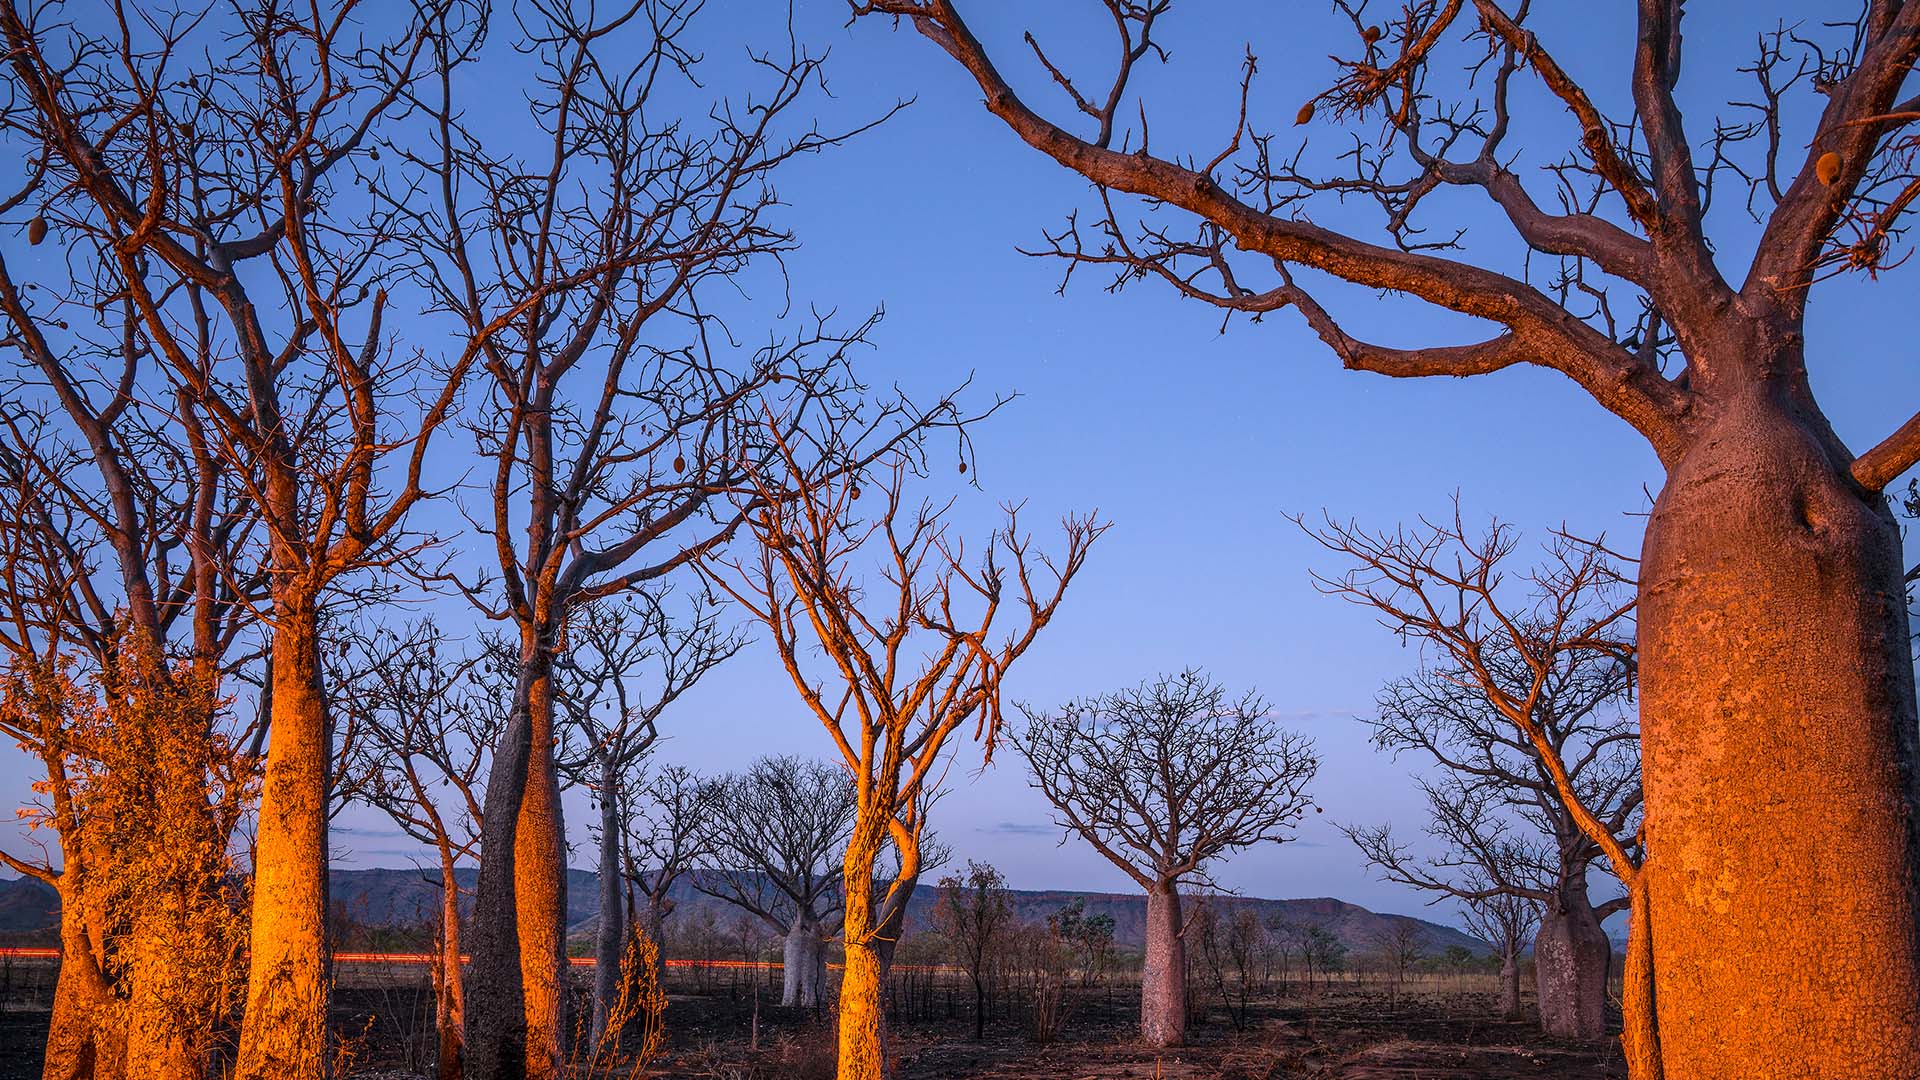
[9,2,1920,932]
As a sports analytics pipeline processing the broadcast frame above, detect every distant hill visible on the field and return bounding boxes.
[323,867,1487,958]
[0,868,1488,958]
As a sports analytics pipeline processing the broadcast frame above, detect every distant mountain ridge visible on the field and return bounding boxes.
[323,867,1486,957]
[0,868,1489,958]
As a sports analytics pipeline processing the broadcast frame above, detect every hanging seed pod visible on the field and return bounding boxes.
[1295,101,1315,126]
[369,147,381,161]
[1816,151,1841,186]
[673,454,686,474]
[27,216,47,246]
[850,485,862,501]
[1363,25,1382,43]
[957,460,968,475]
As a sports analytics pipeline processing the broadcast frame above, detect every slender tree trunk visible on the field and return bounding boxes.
[641,897,668,990]
[436,845,466,1080]
[782,913,825,1008]
[836,843,885,1080]
[590,754,623,1052]
[1140,881,1185,1048]
[466,665,536,1080]
[1640,381,1920,1079]
[234,602,332,1080]
[1620,874,1662,1080]
[1534,888,1609,1040]
[42,877,120,1080]
[515,672,568,1079]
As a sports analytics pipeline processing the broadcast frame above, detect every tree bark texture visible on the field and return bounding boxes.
[465,665,536,1080]
[42,884,120,1080]
[1140,882,1185,1048]
[1640,382,1920,1079]
[436,846,466,1080]
[1497,947,1522,1021]
[836,856,885,1080]
[1533,888,1610,1041]
[782,914,826,1008]
[234,605,332,1080]
[514,674,568,1079]
[590,756,623,1052]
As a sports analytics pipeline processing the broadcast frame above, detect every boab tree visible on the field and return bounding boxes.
[1011,670,1318,1048]
[849,4,1920,1074]
[0,380,260,1078]
[619,763,720,978]
[697,754,856,1009]
[1342,590,1641,1040]
[403,5,940,1072]
[1309,514,1653,1068]
[1462,889,1542,1021]
[338,620,503,1080]
[0,4,515,1073]
[554,595,743,1050]
[699,431,1103,1080]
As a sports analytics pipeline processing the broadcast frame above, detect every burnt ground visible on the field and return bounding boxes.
[0,961,1625,1079]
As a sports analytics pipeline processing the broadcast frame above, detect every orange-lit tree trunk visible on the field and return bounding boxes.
[435,843,467,1080]
[467,661,539,1080]
[1639,380,1920,1079]
[514,674,569,1080]
[235,603,333,1080]
[1140,883,1185,1049]
[41,861,120,1080]
[836,828,888,1080]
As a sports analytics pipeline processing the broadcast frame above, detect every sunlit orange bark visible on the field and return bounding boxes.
[41,873,119,1080]
[514,674,568,1080]
[836,834,887,1080]
[234,607,333,1080]
[435,844,466,1080]
[1639,386,1920,1079]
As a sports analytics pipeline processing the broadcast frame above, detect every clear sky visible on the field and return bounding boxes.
[9,2,1919,932]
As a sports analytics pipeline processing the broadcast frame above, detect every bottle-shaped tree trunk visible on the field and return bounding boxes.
[1533,887,1610,1040]
[1497,944,1522,1021]
[1640,382,1920,1079]
[782,913,826,1008]
[1140,882,1186,1048]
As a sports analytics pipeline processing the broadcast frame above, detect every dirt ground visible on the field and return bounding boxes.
[0,962,1624,1079]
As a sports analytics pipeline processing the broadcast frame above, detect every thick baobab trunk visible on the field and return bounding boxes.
[43,881,120,1080]
[1533,888,1609,1040]
[466,667,536,1080]
[1497,943,1522,1021]
[235,606,332,1080]
[435,846,466,1080]
[515,675,569,1078]
[122,934,198,1080]
[782,913,826,1008]
[590,755,624,1052]
[1140,882,1185,1048]
[1640,382,1920,1080]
